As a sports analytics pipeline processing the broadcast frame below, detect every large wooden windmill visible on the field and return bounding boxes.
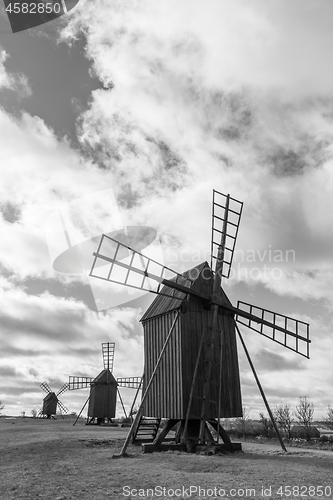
[68,342,141,425]
[89,190,310,453]
[39,382,69,419]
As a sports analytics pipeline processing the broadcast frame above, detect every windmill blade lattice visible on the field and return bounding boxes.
[117,377,142,389]
[211,190,243,279]
[57,400,69,414]
[102,342,115,371]
[40,382,52,394]
[56,383,69,397]
[90,234,195,299]
[236,301,310,358]
[68,376,95,390]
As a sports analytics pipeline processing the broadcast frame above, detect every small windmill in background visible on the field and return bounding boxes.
[68,342,142,425]
[39,382,69,419]
[90,190,311,455]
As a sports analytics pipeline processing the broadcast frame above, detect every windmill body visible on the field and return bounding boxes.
[87,369,118,422]
[42,392,58,417]
[141,262,242,420]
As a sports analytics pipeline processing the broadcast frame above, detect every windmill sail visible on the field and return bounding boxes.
[57,400,69,414]
[40,382,52,394]
[211,190,243,279]
[102,342,115,371]
[68,376,95,390]
[90,234,205,300]
[236,301,310,358]
[56,383,69,397]
[117,377,142,389]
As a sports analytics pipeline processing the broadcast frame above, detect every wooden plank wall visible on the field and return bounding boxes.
[142,310,183,418]
[43,394,57,415]
[88,383,117,419]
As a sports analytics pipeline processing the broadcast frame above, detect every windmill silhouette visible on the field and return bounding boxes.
[68,342,141,425]
[90,190,310,454]
[39,382,69,419]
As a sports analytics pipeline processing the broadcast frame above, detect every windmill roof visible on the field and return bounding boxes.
[140,261,211,321]
[44,392,57,402]
[93,369,117,385]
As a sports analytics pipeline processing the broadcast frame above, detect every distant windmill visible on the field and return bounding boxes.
[68,342,141,425]
[39,382,69,419]
[90,190,311,454]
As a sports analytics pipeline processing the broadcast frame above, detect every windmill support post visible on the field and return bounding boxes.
[117,388,128,420]
[217,319,224,445]
[73,387,95,426]
[183,330,205,442]
[129,373,143,422]
[235,322,287,452]
[112,311,180,458]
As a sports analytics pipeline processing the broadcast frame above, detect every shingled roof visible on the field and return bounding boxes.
[140,261,211,322]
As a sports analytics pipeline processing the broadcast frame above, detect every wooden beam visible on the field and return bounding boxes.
[235,322,287,452]
[223,303,310,343]
[92,252,210,302]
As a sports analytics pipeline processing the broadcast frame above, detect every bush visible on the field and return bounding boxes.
[228,423,263,439]
[319,435,328,443]
[245,425,262,438]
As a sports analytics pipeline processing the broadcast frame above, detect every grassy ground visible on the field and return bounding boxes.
[1,418,333,500]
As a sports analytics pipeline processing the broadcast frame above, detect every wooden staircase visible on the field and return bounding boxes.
[131,416,161,443]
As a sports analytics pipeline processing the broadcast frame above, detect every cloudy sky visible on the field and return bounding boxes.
[0,0,333,421]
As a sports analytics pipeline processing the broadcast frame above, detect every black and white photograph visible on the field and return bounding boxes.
[0,1,333,499]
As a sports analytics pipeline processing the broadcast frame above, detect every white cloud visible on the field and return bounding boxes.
[0,278,143,414]
[0,49,31,97]
[0,105,124,279]
[59,0,333,305]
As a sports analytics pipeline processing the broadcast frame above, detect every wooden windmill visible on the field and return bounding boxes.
[89,190,310,454]
[39,382,69,419]
[68,342,141,425]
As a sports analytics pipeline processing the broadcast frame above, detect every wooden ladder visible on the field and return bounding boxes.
[131,416,161,443]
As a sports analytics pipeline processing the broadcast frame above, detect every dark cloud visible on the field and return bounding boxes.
[0,302,90,343]
[266,136,330,178]
[264,385,313,400]
[254,349,305,372]
[1,385,40,396]
[0,365,20,377]
[0,343,50,357]
[21,276,97,311]
[1,202,22,223]
[39,376,68,389]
